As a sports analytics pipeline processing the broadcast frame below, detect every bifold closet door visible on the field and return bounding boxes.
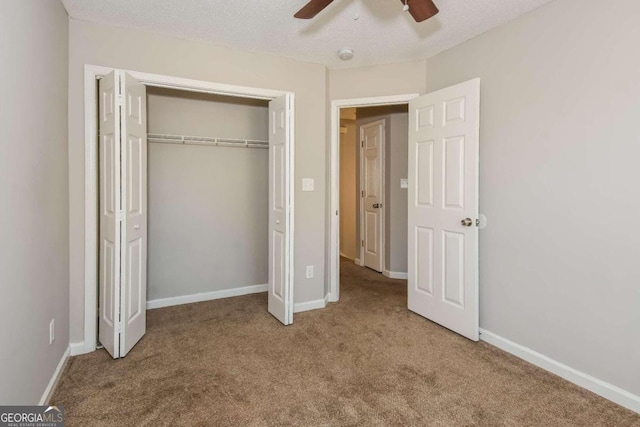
[99,70,148,358]
[98,70,121,358]
[268,94,293,325]
[119,72,148,357]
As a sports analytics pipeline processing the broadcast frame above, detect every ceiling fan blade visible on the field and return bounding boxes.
[294,0,334,19]
[402,0,439,22]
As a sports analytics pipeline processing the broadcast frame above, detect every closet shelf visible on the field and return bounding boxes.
[147,133,269,149]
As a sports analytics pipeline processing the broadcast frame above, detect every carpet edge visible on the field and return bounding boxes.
[480,328,640,414]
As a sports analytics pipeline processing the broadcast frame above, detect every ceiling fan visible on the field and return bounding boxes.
[294,0,439,23]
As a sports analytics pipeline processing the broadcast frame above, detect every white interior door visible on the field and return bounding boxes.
[119,72,147,356]
[268,94,293,325]
[98,71,121,358]
[407,78,480,341]
[361,120,384,272]
[98,71,147,358]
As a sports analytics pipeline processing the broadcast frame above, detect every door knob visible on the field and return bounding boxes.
[134,224,140,230]
[373,203,382,208]
[460,218,473,227]
[276,220,280,224]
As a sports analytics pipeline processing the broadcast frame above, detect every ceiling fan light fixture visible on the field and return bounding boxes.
[338,48,354,60]
[295,0,438,23]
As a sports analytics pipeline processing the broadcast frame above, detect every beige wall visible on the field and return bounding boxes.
[426,0,640,396]
[146,88,269,300]
[0,0,69,403]
[339,120,357,260]
[386,112,409,273]
[68,19,328,343]
[147,88,269,140]
[329,60,427,100]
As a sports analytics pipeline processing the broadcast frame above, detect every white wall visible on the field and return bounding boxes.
[146,88,268,300]
[339,120,358,260]
[68,19,328,343]
[0,0,69,404]
[426,0,640,397]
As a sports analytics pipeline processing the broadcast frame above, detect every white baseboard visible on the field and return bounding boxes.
[39,346,70,405]
[383,270,408,280]
[294,297,327,313]
[69,342,88,356]
[324,293,330,305]
[147,284,268,310]
[479,328,640,414]
[354,258,362,266]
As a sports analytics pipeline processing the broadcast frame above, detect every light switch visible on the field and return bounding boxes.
[302,178,314,192]
[400,179,408,189]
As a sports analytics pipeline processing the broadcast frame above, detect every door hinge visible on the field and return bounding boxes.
[115,323,122,333]
[361,240,364,248]
[336,210,339,216]
[361,140,364,148]
[361,190,365,197]
[116,94,124,107]
[117,210,124,222]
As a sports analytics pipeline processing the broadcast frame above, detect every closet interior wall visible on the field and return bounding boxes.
[146,87,269,302]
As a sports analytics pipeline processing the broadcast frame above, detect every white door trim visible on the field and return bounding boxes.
[328,94,419,303]
[359,119,385,272]
[82,64,295,354]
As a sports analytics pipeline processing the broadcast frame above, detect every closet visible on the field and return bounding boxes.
[97,70,293,359]
[146,87,269,306]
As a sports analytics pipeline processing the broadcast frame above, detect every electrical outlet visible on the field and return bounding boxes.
[49,319,55,345]
[305,265,314,279]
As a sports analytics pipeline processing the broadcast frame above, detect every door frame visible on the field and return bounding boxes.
[358,119,386,271]
[328,94,418,302]
[82,64,296,354]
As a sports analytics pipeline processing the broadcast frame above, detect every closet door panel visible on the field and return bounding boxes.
[120,72,148,357]
[268,94,292,325]
[98,71,121,359]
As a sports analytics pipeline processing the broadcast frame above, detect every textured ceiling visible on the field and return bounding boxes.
[61,0,555,69]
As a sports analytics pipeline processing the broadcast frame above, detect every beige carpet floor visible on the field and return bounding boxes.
[52,258,640,426]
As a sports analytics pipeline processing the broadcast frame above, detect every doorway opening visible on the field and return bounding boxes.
[329,94,418,302]
[339,105,411,277]
[82,66,295,357]
[331,80,481,342]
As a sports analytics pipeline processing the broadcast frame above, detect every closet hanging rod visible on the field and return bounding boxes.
[147,133,269,149]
